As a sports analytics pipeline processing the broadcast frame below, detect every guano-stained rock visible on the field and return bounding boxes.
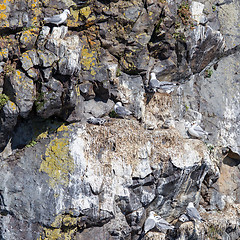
[0,0,239,239]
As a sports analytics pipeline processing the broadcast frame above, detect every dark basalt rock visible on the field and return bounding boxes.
[0,100,19,151]
[36,78,64,119]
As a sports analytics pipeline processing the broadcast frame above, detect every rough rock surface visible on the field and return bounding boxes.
[0,0,239,239]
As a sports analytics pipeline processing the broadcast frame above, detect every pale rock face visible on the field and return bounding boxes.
[217,0,240,49]
[45,27,81,76]
[190,1,205,24]
[170,140,210,169]
[0,0,239,239]
[117,73,145,119]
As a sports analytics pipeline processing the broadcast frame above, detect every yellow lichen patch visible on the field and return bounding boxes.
[39,138,74,189]
[9,101,17,110]
[0,48,8,60]
[13,70,23,83]
[85,19,96,28]
[57,124,70,133]
[27,0,41,26]
[40,227,76,240]
[51,214,63,228]
[90,69,96,75]
[80,6,91,19]
[80,45,97,71]
[57,124,72,137]
[36,130,48,140]
[62,215,77,227]
[75,85,81,97]
[0,4,6,10]
[45,228,61,239]
[0,12,8,21]
[0,0,9,25]
[38,214,78,240]
[20,28,39,46]
[67,9,79,27]
[21,52,33,67]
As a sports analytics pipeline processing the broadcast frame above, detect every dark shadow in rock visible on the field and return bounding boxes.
[95,0,114,5]
[11,116,63,150]
[223,156,240,167]
[93,82,109,101]
[145,92,155,105]
[53,74,71,84]
[72,0,90,8]
[223,148,240,167]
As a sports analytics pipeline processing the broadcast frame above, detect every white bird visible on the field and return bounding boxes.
[148,72,161,92]
[148,73,177,93]
[186,202,204,222]
[87,117,106,125]
[44,9,70,26]
[187,121,211,139]
[142,211,174,236]
[114,102,132,118]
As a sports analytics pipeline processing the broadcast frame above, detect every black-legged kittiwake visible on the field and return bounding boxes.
[87,116,106,125]
[147,72,177,93]
[139,211,174,239]
[187,121,211,138]
[44,9,70,26]
[147,72,161,92]
[186,202,204,222]
[114,102,132,118]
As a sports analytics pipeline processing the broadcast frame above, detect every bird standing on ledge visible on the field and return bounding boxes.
[186,202,204,222]
[44,9,71,26]
[147,72,177,93]
[114,102,132,118]
[138,211,174,239]
[187,121,212,139]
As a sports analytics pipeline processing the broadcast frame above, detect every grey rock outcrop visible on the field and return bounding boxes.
[4,70,36,118]
[0,100,19,150]
[0,0,239,239]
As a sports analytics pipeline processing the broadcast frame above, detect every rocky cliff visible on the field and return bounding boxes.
[0,0,239,239]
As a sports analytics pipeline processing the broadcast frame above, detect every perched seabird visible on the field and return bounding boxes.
[44,9,70,26]
[87,117,106,125]
[147,72,161,92]
[187,121,211,138]
[114,102,132,118]
[139,211,174,239]
[186,202,204,222]
[147,73,177,93]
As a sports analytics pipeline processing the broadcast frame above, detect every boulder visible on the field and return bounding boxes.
[0,100,19,151]
[4,70,36,118]
[37,50,59,68]
[19,28,39,50]
[36,78,64,119]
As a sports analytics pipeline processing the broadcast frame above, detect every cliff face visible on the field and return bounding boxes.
[0,0,239,239]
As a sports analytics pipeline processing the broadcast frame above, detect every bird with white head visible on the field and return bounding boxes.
[114,102,132,118]
[44,9,71,26]
[187,121,211,139]
[186,202,204,222]
[147,72,177,93]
